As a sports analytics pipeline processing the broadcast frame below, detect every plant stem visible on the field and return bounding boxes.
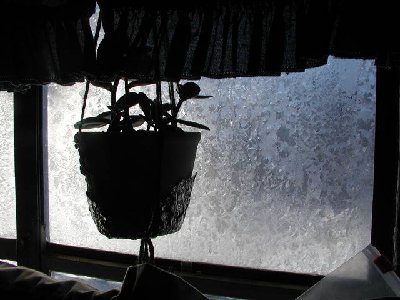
[155,81,162,132]
[168,82,178,129]
[108,78,120,132]
[79,80,90,133]
[123,78,132,133]
[111,78,119,106]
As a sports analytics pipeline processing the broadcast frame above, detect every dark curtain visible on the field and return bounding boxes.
[0,0,96,92]
[1,0,399,89]
[94,0,399,81]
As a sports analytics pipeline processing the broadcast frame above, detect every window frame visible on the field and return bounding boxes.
[1,64,399,299]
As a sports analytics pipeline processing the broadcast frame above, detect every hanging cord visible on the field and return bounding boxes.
[168,81,178,129]
[93,12,102,49]
[78,80,91,133]
[139,238,154,264]
[116,239,154,299]
[78,14,103,132]
[155,81,163,132]
[122,78,133,133]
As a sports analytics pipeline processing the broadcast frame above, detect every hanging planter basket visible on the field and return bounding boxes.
[75,130,201,240]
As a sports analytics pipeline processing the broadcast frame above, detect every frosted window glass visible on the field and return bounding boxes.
[47,57,375,275]
[0,92,16,238]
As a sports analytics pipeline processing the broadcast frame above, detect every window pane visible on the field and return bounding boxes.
[0,92,16,238]
[47,57,375,275]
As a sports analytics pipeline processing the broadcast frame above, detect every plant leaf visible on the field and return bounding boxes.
[127,80,156,89]
[139,96,153,119]
[74,117,110,129]
[176,119,210,130]
[129,115,145,127]
[194,95,213,99]
[115,92,149,111]
[96,111,113,120]
[177,82,201,101]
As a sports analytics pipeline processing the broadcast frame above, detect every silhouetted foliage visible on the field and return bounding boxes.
[74,80,211,133]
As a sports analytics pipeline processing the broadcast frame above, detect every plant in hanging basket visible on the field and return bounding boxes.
[74,80,211,240]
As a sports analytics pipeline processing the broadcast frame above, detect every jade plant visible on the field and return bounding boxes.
[74,80,211,132]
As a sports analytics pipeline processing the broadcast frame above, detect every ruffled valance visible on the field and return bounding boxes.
[0,0,399,90]
[94,0,400,82]
[0,0,96,92]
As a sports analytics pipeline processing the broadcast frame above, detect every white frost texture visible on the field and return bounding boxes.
[47,57,376,275]
[0,92,16,238]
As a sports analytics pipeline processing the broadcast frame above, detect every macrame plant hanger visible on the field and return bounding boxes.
[78,14,155,262]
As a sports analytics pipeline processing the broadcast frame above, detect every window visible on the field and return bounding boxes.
[46,57,375,276]
[0,56,381,299]
[0,92,16,239]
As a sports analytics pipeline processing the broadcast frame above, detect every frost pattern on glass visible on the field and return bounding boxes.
[48,57,375,275]
[0,92,16,238]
